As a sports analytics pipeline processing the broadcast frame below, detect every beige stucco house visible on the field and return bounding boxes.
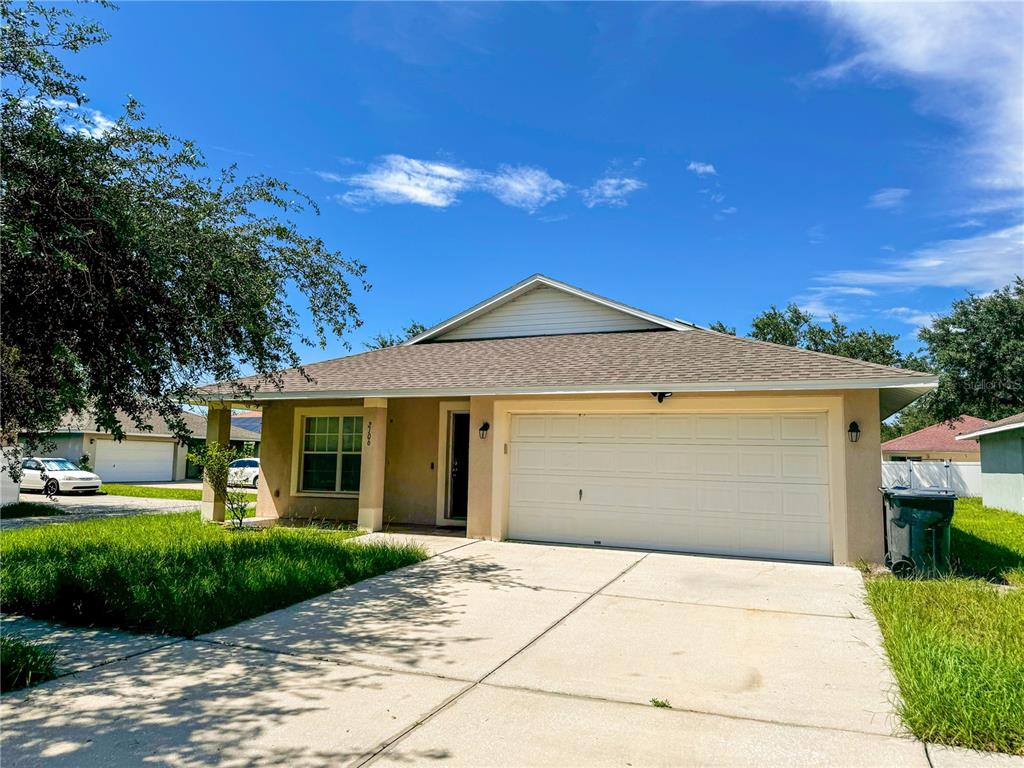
[199,275,936,565]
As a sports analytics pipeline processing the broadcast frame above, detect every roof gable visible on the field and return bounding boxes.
[406,275,692,344]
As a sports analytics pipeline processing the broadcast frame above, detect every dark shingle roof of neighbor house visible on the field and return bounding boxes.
[56,411,260,442]
[881,415,990,452]
[199,328,935,398]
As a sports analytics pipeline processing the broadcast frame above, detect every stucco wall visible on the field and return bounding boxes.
[979,432,1024,514]
[382,398,440,526]
[842,389,883,562]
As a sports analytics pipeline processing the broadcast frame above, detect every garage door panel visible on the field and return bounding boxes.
[695,450,736,479]
[654,415,694,441]
[510,475,579,505]
[694,415,737,442]
[94,440,174,483]
[508,412,832,563]
[781,486,829,522]
[737,414,778,442]
[780,448,829,483]
[780,414,828,444]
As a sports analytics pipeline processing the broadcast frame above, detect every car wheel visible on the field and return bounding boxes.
[43,478,60,496]
[252,476,259,489]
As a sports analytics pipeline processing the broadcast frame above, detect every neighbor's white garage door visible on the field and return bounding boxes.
[94,440,174,483]
[508,412,832,562]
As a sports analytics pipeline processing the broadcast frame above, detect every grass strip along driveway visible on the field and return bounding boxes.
[866,498,1024,755]
[100,484,256,502]
[0,513,426,637]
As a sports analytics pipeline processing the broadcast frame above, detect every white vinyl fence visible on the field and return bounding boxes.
[881,461,982,497]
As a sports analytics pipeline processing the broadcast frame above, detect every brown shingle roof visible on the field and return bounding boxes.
[201,329,934,397]
[55,411,261,442]
[881,416,990,452]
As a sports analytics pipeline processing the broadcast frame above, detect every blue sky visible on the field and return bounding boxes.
[70,2,1022,360]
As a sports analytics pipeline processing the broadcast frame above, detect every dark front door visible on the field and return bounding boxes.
[448,412,470,519]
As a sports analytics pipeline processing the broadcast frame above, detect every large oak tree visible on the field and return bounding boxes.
[1,2,366,476]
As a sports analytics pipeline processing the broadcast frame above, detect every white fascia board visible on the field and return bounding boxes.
[955,421,1024,441]
[199,375,937,403]
[403,274,692,345]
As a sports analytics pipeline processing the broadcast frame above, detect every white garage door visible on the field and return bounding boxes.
[508,412,832,562]
[94,440,174,483]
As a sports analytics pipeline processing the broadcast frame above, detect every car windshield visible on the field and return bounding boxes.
[42,459,78,471]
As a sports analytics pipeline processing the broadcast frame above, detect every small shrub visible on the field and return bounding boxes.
[1,635,58,692]
[650,698,672,709]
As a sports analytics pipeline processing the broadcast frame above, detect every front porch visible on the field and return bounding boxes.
[201,396,496,536]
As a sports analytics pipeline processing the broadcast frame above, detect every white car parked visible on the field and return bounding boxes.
[21,457,102,495]
[228,458,260,488]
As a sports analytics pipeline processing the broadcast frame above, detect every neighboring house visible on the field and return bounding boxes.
[881,415,990,462]
[956,413,1024,514]
[33,411,261,483]
[232,410,263,434]
[198,274,937,565]
[182,412,262,480]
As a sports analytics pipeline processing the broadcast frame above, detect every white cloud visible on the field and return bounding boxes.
[820,224,1024,291]
[954,219,984,229]
[719,206,737,215]
[45,98,116,138]
[807,224,827,245]
[339,155,478,208]
[884,307,936,328]
[481,165,567,212]
[817,3,1023,192]
[580,176,646,208]
[335,154,569,212]
[867,187,910,210]
[687,161,717,176]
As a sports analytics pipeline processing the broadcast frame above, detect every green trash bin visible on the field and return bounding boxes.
[880,488,956,577]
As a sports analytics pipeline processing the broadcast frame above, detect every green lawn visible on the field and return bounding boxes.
[0,502,66,519]
[0,635,58,693]
[100,484,257,503]
[0,512,426,637]
[866,498,1024,755]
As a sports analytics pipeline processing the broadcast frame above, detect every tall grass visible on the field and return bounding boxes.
[950,497,1024,586]
[867,578,1023,754]
[0,513,426,637]
[1,635,59,692]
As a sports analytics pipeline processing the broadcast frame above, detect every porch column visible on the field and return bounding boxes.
[357,398,388,532]
[201,403,231,523]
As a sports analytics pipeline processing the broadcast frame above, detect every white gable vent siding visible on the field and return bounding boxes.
[435,286,662,342]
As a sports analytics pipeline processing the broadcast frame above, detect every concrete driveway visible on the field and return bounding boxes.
[1,535,932,767]
[2,491,198,530]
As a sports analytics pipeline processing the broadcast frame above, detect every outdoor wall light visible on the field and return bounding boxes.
[848,421,861,443]
[651,392,673,404]
[479,421,490,439]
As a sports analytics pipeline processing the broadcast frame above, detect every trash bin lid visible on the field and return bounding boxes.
[884,487,956,499]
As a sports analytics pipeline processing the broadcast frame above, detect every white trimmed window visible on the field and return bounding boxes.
[300,415,363,493]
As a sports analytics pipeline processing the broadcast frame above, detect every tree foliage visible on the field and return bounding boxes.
[1,2,366,477]
[364,321,427,350]
[918,277,1024,422]
[713,302,917,368]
